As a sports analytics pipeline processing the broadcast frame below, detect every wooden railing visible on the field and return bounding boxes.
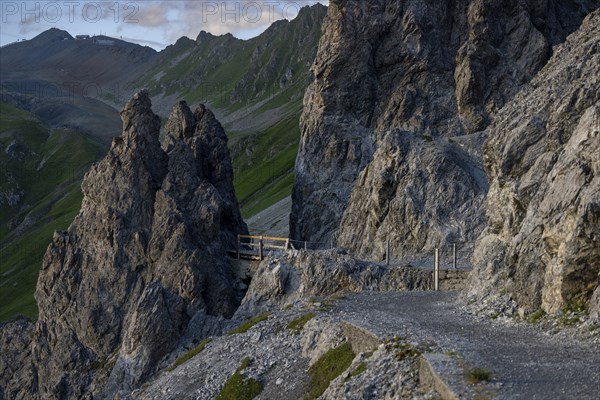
[236,235,290,260]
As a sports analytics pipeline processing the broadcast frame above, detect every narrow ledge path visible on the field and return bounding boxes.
[333,291,600,400]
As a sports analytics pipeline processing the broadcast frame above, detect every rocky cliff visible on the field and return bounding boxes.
[466,10,600,318]
[0,91,248,399]
[291,0,597,259]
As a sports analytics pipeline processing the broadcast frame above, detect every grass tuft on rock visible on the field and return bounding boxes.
[560,298,589,326]
[528,309,546,324]
[229,312,272,335]
[287,313,316,334]
[385,338,421,360]
[305,341,356,400]
[345,362,367,382]
[168,338,212,371]
[466,367,492,384]
[216,357,262,400]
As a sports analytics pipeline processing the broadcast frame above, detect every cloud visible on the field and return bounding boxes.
[18,14,41,34]
[4,0,328,50]
[134,0,328,43]
[134,1,172,27]
[118,36,166,49]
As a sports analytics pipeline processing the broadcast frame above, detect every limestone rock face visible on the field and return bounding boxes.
[1,91,247,399]
[291,0,597,257]
[466,11,600,317]
[337,132,488,259]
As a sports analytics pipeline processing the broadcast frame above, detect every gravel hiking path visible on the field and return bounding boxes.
[334,292,600,400]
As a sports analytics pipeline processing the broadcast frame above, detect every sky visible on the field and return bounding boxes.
[0,1,329,50]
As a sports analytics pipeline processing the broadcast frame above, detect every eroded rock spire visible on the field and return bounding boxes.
[1,91,248,399]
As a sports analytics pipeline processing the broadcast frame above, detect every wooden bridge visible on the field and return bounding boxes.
[227,235,291,261]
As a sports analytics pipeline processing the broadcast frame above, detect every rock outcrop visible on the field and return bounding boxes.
[466,10,600,318]
[291,0,597,258]
[0,91,248,399]
[238,250,433,316]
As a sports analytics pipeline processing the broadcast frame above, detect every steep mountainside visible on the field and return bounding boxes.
[0,28,155,149]
[0,28,156,92]
[0,101,104,321]
[466,10,600,318]
[0,87,123,322]
[291,0,597,259]
[131,5,324,115]
[130,4,327,216]
[0,91,248,399]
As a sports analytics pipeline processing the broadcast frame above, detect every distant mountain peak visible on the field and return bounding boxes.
[260,3,327,37]
[193,3,326,44]
[195,30,239,44]
[195,30,220,44]
[31,28,73,43]
[175,36,195,46]
[300,2,328,14]
[289,3,328,23]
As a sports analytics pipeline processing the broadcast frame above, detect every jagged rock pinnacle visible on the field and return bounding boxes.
[1,92,248,399]
[120,89,161,140]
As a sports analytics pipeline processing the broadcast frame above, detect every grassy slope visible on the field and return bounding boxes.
[232,108,301,218]
[0,103,102,321]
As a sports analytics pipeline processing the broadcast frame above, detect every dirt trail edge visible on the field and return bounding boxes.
[334,292,600,400]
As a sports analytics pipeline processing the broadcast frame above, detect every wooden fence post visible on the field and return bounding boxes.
[453,243,457,270]
[259,236,264,261]
[434,248,439,291]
